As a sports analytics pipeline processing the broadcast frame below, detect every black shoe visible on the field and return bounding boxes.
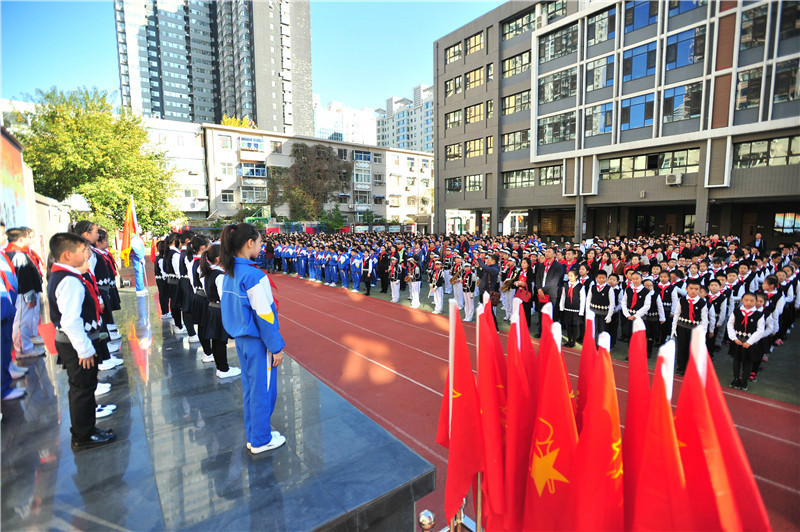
[72,430,116,451]
[93,427,113,436]
[729,378,739,389]
[740,379,749,391]
[749,372,758,383]
[533,333,541,339]
[676,370,685,377]
[624,357,629,362]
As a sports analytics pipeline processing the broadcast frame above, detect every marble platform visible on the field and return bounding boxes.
[1,290,435,531]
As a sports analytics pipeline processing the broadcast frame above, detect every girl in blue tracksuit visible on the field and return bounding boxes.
[220,223,287,454]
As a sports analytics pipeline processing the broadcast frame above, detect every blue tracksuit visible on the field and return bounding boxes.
[350,254,362,291]
[339,254,349,288]
[221,257,285,448]
[1,254,19,398]
[297,248,307,278]
[326,253,337,284]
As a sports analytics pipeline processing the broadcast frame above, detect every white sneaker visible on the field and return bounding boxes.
[95,383,111,396]
[172,326,187,335]
[2,388,26,401]
[351,289,359,293]
[136,289,148,296]
[108,330,122,341]
[17,346,46,358]
[95,405,114,418]
[250,433,286,454]
[161,312,172,320]
[247,431,281,450]
[107,341,122,353]
[216,367,242,378]
[201,354,215,363]
[9,365,27,380]
[187,335,201,343]
[10,362,28,374]
[109,356,125,367]
[31,336,45,345]
[97,360,117,371]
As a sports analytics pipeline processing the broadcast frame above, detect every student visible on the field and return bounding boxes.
[48,233,116,450]
[559,269,585,348]
[430,260,445,314]
[163,233,186,333]
[1,222,25,400]
[587,270,614,338]
[94,229,122,340]
[761,275,785,351]
[361,249,374,296]
[180,232,201,342]
[642,279,665,358]
[607,273,622,348]
[407,257,422,309]
[671,278,708,376]
[727,292,765,391]
[706,279,729,356]
[461,260,478,321]
[189,235,212,352]
[388,256,402,303]
[6,227,45,358]
[220,223,286,454]
[154,239,171,318]
[199,244,241,378]
[621,271,652,343]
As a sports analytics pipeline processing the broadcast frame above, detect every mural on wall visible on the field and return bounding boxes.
[1,131,29,227]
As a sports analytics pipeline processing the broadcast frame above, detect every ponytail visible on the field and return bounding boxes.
[189,234,210,255]
[199,243,220,278]
[220,223,260,276]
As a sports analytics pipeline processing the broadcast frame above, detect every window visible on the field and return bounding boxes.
[600,148,700,179]
[446,143,463,160]
[221,189,234,203]
[486,136,494,154]
[587,7,616,46]
[774,59,800,103]
[545,1,566,21]
[389,195,401,207]
[445,43,462,64]
[623,41,657,81]
[239,137,264,151]
[537,112,576,144]
[446,177,462,192]
[445,110,462,129]
[373,173,385,185]
[240,163,267,177]
[353,150,372,161]
[486,99,494,119]
[407,157,416,169]
[780,1,800,40]
[774,213,800,234]
[352,191,369,205]
[503,10,534,40]
[466,32,484,55]
[734,136,800,168]
[621,93,655,129]
[407,196,417,206]
[270,140,283,153]
[668,0,706,17]
[373,153,383,164]
[220,162,234,176]
[466,103,484,123]
[501,129,530,151]
[240,186,267,203]
[585,102,614,136]
[218,135,232,149]
[445,76,463,97]
[540,165,563,186]
[736,68,762,110]
[666,27,705,70]
[465,174,484,191]
[624,0,658,33]
[502,51,531,78]
[539,24,578,63]
[487,63,494,81]
[337,148,348,160]
[354,169,370,184]
[373,195,384,205]
[538,68,577,104]
[587,55,615,91]
[466,139,484,158]
[740,6,767,50]
[502,169,535,188]
[664,82,702,122]
[466,67,484,90]
[338,194,349,204]
[502,90,531,115]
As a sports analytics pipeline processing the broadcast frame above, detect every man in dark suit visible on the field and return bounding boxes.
[534,247,564,338]
[749,233,765,257]
[477,253,501,331]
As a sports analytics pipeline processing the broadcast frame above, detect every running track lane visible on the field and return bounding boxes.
[273,274,800,530]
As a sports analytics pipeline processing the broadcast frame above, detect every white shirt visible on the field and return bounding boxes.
[53,263,96,359]
[727,306,765,345]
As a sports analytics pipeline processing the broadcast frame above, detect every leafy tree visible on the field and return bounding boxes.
[284,186,318,221]
[17,87,181,233]
[286,143,352,219]
[221,114,256,129]
[326,204,347,232]
[362,209,375,226]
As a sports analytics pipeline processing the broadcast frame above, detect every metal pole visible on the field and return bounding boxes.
[475,472,483,532]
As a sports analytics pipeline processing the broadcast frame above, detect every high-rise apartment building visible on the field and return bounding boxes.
[313,95,377,145]
[435,0,800,243]
[376,84,435,152]
[114,0,312,135]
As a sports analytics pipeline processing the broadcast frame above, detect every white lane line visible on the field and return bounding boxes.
[754,475,800,496]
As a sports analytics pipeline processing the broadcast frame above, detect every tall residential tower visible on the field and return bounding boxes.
[376,84,435,153]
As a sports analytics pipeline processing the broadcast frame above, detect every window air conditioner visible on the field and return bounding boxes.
[666,173,683,186]
[348,203,354,209]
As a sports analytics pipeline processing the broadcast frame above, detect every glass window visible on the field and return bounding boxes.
[486,99,494,119]
[585,102,614,136]
[466,32,484,55]
[740,6,768,50]
[445,110,462,129]
[239,137,264,151]
[736,67,762,110]
[446,177,462,192]
[600,148,700,179]
[373,173,385,184]
[220,162,234,176]
[270,140,283,153]
[502,90,531,115]
[501,129,531,151]
[774,213,800,234]
[537,112,576,145]
[487,136,494,154]
[355,191,370,204]
[502,51,531,78]
[539,24,578,63]
[663,82,702,122]
[780,1,800,40]
[587,7,616,46]
[221,189,234,203]
[218,135,232,149]
[545,1,566,22]
[502,10,535,40]
[587,55,615,92]
[373,153,383,164]
[466,139,484,158]
[445,76,463,98]
[774,59,800,103]
[465,67,485,90]
[445,43,462,64]
[465,174,484,191]
[353,150,371,161]
[239,163,267,177]
[540,165,563,185]
[502,169,535,188]
[354,170,370,184]
[621,93,655,130]
[734,136,800,168]
[666,27,705,70]
[466,103,484,123]
[668,0,706,17]
[446,143,463,161]
[624,0,658,33]
[622,41,657,81]
[538,68,577,104]
[487,63,494,81]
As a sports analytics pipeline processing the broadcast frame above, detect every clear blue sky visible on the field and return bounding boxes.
[1,0,501,110]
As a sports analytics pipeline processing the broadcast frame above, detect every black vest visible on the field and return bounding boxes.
[678,297,706,325]
[564,284,582,311]
[731,307,763,337]
[762,293,782,318]
[708,292,728,315]
[590,284,611,309]
[192,259,203,292]
[624,286,650,312]
[163,248,178,277]
[205,269,223,303]
[154,253,162,279]
[92,249,113,287]
[179,248,190,278]
[48,269,100,333]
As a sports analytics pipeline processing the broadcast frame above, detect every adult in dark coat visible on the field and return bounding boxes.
[477,254,501,331]
[534,247,564,337]
[749,233,766,256]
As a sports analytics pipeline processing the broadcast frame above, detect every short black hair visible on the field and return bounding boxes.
[686,278,701,287]
[5,227,28,243]
[50,232,88,261]
[708,279,721,286]
[595,270,607,277]
[97,228,108,244]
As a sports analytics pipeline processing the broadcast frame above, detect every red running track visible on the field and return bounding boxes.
[273,273,800,530]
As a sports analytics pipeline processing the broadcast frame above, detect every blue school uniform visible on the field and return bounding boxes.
[1,254,18,398]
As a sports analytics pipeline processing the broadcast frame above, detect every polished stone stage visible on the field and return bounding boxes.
[1,290,435,531]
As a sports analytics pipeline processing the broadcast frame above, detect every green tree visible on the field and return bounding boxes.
[18,87,181,233]
[326,204,347,232]
[286,143,352,219]
[284,186,318,221]
[362,209,375,226]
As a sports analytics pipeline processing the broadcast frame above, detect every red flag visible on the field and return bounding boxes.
[476,297,507,518]
[121,195,140,254]
[436,300,484,522]
[536,303,576,416]
[503,298,536,530]
[576,311,597,433]
[675,327,742,530]
[632,341,694,530]
[623,317,651,529]
[570,332,624,530]
[524,321,578,530]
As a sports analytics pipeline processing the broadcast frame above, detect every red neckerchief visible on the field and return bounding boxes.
[741,308,753,328]
[587,258,594,266]
[463,269,471,284]
[568,284,575,303]
[687,297,696,321]
[96,248,118,276]
[53,265,102,324]
[612,259,621,271]
[600,259,607,270]
[658,283,669,298]
[6,242,43,275]
[0,268,12,294]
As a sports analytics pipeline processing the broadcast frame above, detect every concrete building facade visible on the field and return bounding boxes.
[313,96,377,145]
[434,0,800,245]
[376,84,435,153]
